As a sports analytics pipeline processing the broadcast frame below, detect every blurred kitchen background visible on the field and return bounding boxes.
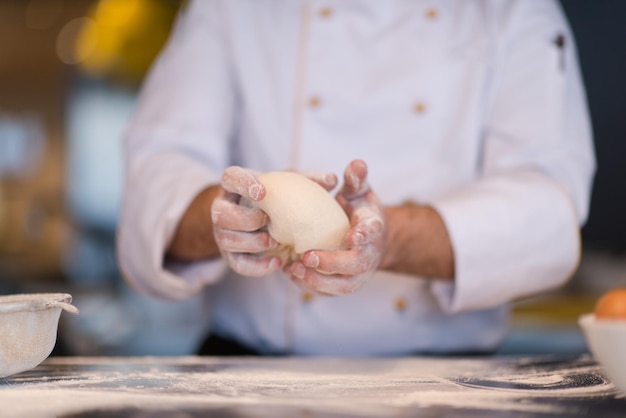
[0,0,624,357]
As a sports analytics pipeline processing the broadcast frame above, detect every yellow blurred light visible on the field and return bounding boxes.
[74,0,183,85]
[94,0,142,30]
[57,17,96,65]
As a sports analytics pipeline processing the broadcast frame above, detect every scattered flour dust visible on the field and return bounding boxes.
[0,356,619,417]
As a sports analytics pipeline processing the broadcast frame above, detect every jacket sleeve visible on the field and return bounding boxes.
[430,0,596,313]
[116,0,233,300]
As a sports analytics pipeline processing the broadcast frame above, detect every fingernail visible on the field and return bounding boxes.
[353,231,365,246]
[348,171,360,191]
[305,253,319,268]
[294,264,306,279]
[249,183,263,200]
[211,209,220,224]
[268,257,281,270]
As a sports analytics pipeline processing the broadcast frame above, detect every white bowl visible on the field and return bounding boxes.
[579,313,626,394]
[0,293,78,378]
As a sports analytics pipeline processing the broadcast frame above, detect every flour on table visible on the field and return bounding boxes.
[0,356,619,418]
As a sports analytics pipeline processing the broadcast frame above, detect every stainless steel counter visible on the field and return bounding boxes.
[0,355,624,417]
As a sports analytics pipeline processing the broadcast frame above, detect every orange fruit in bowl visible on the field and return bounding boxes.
[595,288,626,320]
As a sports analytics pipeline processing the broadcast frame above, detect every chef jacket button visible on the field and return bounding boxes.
[308,96,322,108]
[413,101,427,115]
[301,291,314,303]
[425,7,439,20]
[394,298,407,312]
[319,7,333,18]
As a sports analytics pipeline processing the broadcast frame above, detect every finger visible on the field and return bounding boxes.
[336,175,382,218]
[285,265,310,292]
[299,171,338,191]
[212,193,269,231]
[288,261,368,296]
[300,245,380,276]
[341,159,369,199]
[225,252,282,277]
[221,166,265,201]
[214,227,277,253]
[348,204,384,246]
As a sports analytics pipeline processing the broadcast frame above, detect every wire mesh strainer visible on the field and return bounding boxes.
[0,293,78,378]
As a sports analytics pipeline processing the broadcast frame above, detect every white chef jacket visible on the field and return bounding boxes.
[117,0,595,356]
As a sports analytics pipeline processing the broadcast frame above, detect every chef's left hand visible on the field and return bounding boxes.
[285,160,385,295]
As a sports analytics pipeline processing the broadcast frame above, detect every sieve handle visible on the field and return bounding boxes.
[46,301,79,314]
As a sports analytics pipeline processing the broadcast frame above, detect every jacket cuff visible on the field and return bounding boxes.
[429,171,581,313]
[117,151,226,300]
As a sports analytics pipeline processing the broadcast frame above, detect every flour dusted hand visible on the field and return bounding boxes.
[212,166,346,277]
[285,160,386,296]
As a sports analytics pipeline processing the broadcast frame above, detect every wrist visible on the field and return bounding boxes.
[379,202,455,280]
[166,185,222,261]
[379,202,420,271]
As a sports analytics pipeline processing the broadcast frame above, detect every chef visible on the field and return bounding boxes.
[117,0,595,356]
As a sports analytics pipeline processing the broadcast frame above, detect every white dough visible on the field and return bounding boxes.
[245,171,350,261]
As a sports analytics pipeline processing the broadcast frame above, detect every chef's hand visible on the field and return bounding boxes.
[212,166,338,277]
[285,160,385,295]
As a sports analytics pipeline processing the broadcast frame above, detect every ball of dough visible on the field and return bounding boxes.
[245,171,350,261]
